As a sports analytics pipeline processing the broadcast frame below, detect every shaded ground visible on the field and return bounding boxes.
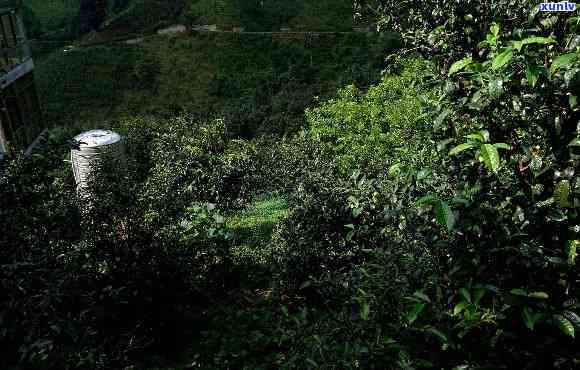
[137,194,292,370]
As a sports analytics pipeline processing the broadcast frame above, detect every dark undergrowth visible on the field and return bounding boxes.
[2,2,580,369]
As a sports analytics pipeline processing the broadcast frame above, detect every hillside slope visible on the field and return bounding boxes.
[185,0,355,31]
[35,31,398,135]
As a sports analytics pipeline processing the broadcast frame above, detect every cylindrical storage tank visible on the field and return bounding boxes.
[71,129,125,196]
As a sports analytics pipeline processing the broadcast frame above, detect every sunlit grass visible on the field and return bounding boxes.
[227,194,290,264]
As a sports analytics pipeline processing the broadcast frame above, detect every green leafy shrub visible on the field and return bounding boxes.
[138,116,259,230]
[369,10,580,368]
[0,114,255,369]
[306,58,436,174]
[378,0,542,65]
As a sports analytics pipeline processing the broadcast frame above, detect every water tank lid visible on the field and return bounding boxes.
[74,130,121,148]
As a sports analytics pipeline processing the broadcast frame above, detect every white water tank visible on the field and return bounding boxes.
[71,129,125,194]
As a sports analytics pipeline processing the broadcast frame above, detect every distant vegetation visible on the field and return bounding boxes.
[186,0,355,31]
[2,1,579,369]
[24,0,368,41]
[24,0,179,42]
[35,31,397,135]
[25,0,79,37]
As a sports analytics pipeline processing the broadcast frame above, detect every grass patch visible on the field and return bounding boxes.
[227,194,290,264]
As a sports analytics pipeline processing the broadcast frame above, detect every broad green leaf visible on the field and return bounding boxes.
[480,130,491,142]
[388,163,403,177]
[548,256,568,266]
[449,56,473,75]
[568,138,580,147]
[570,95,578,109]
[426,327,448,343]
[414,359,434,368]
[434,108,452,127]
[522,308,543,330]
[554,181,572,208]
[490,23,500,37]
[513,36,555,52]
[480,144,501,172]
[449,142,477,156]
[346,229,356,242]
[510,288,528,296]
[383,337,397,346]
[553,314,575,338]
[494,143,511,150]
[550,53,578,75]
[478,39,491,49]
[566,240,577,266]
[416,168,432,180]
[492,48,514,70]
[452,197,470,206]
[563,310,580,331]
[473,288,486,305]
[541,15,559,29]
[566,16,580,25]
[453,301,468,316]
[459,288,471,303]
[435,201,455,232]
[525,64,541,87]
[361,303,370,320]
[406,303,426,324]
[437,138,455,152]
[465,133,485,142]
[528,292,549,299]
[417,194,439,206]
[413,291,431,303]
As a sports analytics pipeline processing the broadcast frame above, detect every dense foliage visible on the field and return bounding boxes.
[2,1,580,369]
[185,0,354,31]
[36,31,393,135]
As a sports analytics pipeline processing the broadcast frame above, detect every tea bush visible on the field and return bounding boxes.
[6,1,580,369]
[267,15,580,363]
[270,60,444,304]
[306,58,436,174]
[0,114,261,369]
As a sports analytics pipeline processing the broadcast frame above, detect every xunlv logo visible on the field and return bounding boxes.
[540,1,577,11]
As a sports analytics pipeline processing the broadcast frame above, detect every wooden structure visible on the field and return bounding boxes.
[0,0,43,157]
